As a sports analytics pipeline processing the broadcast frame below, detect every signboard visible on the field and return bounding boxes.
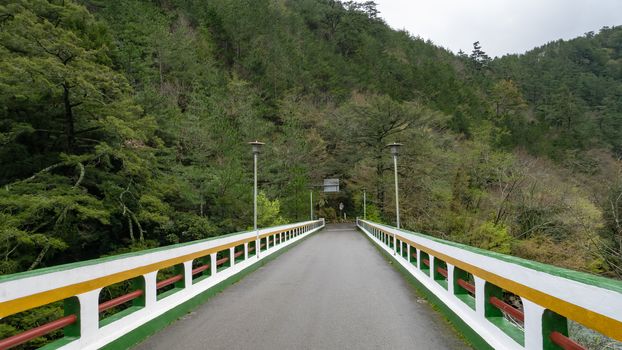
[323,178,339,193]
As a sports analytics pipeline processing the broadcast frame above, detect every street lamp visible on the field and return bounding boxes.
[249,140,264,258]
[387,142,402,255]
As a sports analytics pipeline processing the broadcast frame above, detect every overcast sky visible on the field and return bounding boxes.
[370,0,622,57]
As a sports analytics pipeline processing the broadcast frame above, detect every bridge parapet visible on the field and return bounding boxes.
[357,219,622,350]
[0,219,325,349]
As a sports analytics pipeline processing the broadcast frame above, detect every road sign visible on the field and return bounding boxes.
[323,178,339,192]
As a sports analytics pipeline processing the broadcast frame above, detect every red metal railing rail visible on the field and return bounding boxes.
[437,267,448,278]
[192,264,210,275]
[156,274,183,289]
[99,290,144,313]
[550,331,586,350]
[0,315,77,350]
[489,296,524,323]
[457,279,476,295]
[215,257,229,266]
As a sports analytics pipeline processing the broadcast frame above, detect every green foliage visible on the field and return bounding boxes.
[256,192,287,228]
[492,26,622,156]
[466,221,512,254]
[363,203,382,223]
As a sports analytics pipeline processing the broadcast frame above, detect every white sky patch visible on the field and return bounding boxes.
[369,0,622,57]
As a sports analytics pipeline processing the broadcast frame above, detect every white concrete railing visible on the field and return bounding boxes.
[0,219,324,349]
[357,219,622,350]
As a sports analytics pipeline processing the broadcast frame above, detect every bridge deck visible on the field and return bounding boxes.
[135,224,469,349]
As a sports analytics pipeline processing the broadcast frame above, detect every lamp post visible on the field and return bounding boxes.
[249,141,264,258]
[363,188,367,220]
[387,142,402,255]
[309,189,313,221]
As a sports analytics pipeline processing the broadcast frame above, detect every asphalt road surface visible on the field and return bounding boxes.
[135,224,469,350]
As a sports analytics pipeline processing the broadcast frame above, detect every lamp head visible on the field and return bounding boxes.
[249,140,265,154]
[386,142,403,156]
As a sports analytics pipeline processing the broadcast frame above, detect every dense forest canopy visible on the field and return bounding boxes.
[1,0,622,280]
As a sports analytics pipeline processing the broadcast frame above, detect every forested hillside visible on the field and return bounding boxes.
[2,0,622,282]
[492,27,622,156]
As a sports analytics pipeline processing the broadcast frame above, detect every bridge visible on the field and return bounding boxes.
[1,219,621,349]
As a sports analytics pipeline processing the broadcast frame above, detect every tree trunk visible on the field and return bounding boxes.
[28,241,50,271]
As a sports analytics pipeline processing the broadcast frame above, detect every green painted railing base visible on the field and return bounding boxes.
[39,337,77,350]
[360,228,493,350]
[103,231,319,350]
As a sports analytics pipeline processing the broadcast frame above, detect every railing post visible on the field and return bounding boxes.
[143,271,158,307]
[394,237,398,253]
[447,264,455,294]
[183,260,193,287]
[210,253,217,276]
[474,276,486,319]
[229,247,236,266]
[244,242,249,260]
[522,298,545,350]
[75,289,101,342]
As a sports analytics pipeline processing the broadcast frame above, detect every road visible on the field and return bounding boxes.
[135,224,469,350]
